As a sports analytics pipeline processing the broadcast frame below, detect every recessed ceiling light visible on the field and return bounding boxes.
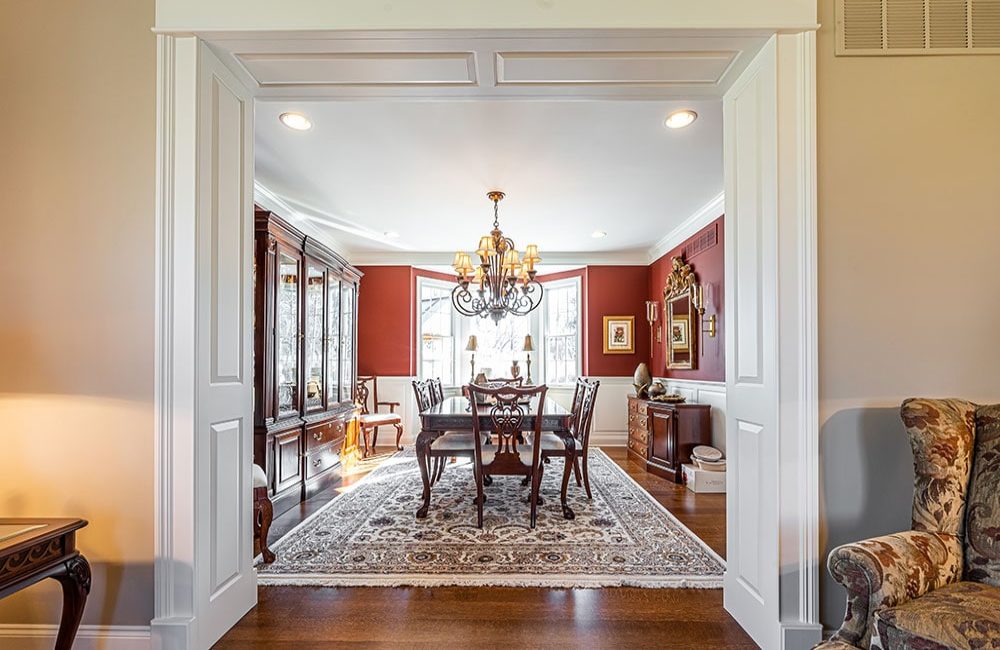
[384,231,400,239]
[592,230,607,239]
[664,109,698,129]
[279,112,312,131]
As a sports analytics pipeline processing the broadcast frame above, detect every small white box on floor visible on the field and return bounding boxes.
[682,463,726,493]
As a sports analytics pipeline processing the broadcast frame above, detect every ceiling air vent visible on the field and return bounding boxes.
[837,0,1000,54]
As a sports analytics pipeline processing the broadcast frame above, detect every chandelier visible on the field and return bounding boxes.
[451,191,543,323]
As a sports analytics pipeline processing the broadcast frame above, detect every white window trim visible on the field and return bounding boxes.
[415,276,458,387]
[415,275,583,388]
[538,276,582,388]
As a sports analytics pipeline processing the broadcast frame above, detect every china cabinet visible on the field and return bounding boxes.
[254,208,362,516]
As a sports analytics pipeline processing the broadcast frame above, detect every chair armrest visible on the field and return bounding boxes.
[826,530,962,648]
[376,401,400,413]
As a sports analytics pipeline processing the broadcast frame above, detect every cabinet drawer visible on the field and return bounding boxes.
[305,443,340,480]
[628,399,649,415]
[629,426,648,445]
[627,437,648,459]
[305,419,346,453]
[627,411,648,429]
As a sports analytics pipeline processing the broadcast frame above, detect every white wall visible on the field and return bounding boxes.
[0,0,156,637]
[816,0,1000,632]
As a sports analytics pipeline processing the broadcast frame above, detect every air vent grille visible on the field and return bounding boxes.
[837,0,1000,54]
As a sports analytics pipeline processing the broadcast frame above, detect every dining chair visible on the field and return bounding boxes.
[539,378,600,499]
[468,383,548,528]
[356,375,403,457]
[429,378,445,405]
[411,379,472,486]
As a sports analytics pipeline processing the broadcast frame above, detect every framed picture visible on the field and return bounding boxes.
[603,315,635,354]
[670,315,690,351]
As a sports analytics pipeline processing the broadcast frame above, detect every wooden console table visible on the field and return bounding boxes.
[627,395,711,482]
[0,519,90,650]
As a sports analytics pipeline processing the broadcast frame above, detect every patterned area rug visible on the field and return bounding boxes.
[257,448,724,588]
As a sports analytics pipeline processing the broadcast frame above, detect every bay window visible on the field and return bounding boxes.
[416,275,581,386]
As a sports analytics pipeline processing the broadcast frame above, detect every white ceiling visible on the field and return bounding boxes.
[254,98,723,258]
[217,29,754,263]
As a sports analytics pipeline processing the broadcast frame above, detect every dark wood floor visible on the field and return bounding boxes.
[220,447,750,648]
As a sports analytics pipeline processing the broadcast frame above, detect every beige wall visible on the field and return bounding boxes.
[0,0,156,628]
[817,0,1000,630]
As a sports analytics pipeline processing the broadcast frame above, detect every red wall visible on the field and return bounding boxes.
[585,266,651,376]
[357,219,724,382]
[648,216,725,382]
[356,266,414,376]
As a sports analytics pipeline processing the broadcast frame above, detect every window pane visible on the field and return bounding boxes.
[544,282,580,384]
[463,314,530,382]
[419,284,454,384]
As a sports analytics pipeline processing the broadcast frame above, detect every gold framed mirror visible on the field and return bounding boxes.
[663,255,698,370]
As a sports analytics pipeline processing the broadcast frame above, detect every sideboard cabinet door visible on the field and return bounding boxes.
[649,408,675,471]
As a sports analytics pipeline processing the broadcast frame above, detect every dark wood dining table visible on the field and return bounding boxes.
[415,395,576,519]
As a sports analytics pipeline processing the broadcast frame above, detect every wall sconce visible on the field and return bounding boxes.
[645,300,661,349]
[690,284,717,338]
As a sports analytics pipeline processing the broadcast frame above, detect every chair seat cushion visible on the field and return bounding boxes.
[252,463,268,489]
[433,432,477,451]
[875,581,1000,649]
[536,432,570,451]
[359,413,401,426]
[482,445,537,465]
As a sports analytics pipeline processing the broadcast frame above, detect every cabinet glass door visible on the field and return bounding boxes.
[303,262,325,411]
[276,252,300,418]
[340,282,355,404]
[326,273,341,407]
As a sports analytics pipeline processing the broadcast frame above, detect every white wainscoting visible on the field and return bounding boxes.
[0,625,151,650]
[369,376,633,448]
[654,378,727,453]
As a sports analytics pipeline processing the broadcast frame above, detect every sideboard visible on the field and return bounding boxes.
[627,395,711,483]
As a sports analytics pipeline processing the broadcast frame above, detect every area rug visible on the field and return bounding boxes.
[257,448,724,588]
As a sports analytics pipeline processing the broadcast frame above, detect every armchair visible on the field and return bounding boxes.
[818,399,1000,650]
[356,375,403,458]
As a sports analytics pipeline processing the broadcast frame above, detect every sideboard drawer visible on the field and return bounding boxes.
[627,437,649,459]
[305,419,347,453]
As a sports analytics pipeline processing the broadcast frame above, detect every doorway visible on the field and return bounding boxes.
[153,28,819,650]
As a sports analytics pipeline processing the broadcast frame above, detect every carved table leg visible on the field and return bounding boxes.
[394,423,404,450]
[416,431,432,518]
[52,554,91,650]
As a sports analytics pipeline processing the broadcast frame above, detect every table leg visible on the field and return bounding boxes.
[560,439,576,520]
[52,554,91,650]
[415,431,432,518]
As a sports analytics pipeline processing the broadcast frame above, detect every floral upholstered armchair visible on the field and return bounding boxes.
[817,399,1000,650]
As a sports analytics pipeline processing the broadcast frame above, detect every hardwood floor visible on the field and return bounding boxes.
[219,446,750,648]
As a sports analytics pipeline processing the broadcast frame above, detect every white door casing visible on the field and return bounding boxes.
[154,37,257,649]
[723,33,821,650]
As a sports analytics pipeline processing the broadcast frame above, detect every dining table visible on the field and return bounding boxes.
[415,395,576,520]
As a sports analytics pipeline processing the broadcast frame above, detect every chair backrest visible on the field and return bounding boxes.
[965,403,1000,585]
[356,375,377,415]
[900,398,978,536]
[574,378,600,450]
[412,379,434,413]
[483,377,524,388]
[430,378,445,405]
[468,383,547,472]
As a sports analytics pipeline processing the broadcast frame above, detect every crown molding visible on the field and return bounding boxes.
[647,191,725,264]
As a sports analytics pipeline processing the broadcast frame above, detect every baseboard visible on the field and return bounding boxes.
[0,624,151,650]
[780,622,823,650]
[590,431,627,447]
